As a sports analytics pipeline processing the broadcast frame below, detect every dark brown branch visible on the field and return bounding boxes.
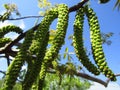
[14,42,22,47]
[0,55,6,58]
[69,0,89,12]
[0,70,6,75]
[8,15,43,20]
[75,72,120,87]
[5,54,10,66]
[75,72,108,87]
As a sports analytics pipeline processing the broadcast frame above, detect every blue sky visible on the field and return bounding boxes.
[0,0,120,89]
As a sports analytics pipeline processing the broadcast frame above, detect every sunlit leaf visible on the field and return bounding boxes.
[38,0,51,8]
[65,47,68,53]
[63,53,67,59]
[3,4,10,10]
[52,60,58,68]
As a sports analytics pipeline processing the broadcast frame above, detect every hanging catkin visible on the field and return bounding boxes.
[85,6,116,81]
[22,7,58,90]
[0,25,23,38]
[73,7,100,75]
[2,30,34,90]
[38,4,69,89]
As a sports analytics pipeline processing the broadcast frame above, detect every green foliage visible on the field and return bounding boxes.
[38,0,52,16]
[43,73,91,90]
[3,3,19,14]
[0,3,20,22]
[0,12,10,22]
[38,0,51,8]
[0,79,22,90]
[13,82,22,90]
[0,72,91,90]
[0,79,4,88]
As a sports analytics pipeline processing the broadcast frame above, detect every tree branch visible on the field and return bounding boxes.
[69,0,89,12]
[75,72,108,87]
[115,73,120,77]
[75,72,120,87]
[5,53,10,66]
[47,69,120,87]
[0,0,89,55]
[0,70,6,75]
[8,15,43,20]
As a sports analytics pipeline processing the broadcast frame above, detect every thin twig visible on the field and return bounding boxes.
[6,0,89,21]
[69,0,89,12]
[8,15,43,20]
[0,70,6,75]
[0,55,6,58]
[115,73,120,76]
[5,54,10,66]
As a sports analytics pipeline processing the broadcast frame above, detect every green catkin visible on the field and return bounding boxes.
[22,54,35,89]
[73,7,100,75]
[0,25,23,38]
[22,32,49,90]
[22,7,59,90]
[38,4,69,90]
[0,38,12,47]
[29,8,58,54]
[2,30,34,90]
[85,6,116,81]
[0,25,23,48]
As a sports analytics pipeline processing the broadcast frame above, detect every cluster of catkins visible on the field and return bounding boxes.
[73,6,116,81]
[0,3,116,90]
